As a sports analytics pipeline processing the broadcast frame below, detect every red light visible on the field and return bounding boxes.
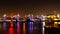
[8,27,14,34]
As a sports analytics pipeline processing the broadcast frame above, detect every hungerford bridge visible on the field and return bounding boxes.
[0,14,60,22]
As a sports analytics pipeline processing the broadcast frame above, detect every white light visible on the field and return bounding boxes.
[17,14,20,17]
[41,15,43,17]
[36,15,39,18]
[31,14,33,18]
[57,14,59,18]
[28,14,30,17]
[13,15,17,18]
[43,22,45,26]
[42,18,46,21]
[25,15,27,17]
[54,19,58,20]
[31,19,34,21]
[43,16,46,18]
[3,14,6,17]
[43,27,44,34]
[42,22,45,34]
[32,14,33,17]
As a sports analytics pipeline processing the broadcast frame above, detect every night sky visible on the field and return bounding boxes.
[0,0,60,17]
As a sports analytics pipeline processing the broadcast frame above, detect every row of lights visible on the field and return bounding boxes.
[3,14,45,18]
[3,14,60,21]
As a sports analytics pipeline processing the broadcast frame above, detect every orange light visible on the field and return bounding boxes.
[23,23,26,34]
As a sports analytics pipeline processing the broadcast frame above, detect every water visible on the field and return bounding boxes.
[1,21,60,34]
[0,21,44,34]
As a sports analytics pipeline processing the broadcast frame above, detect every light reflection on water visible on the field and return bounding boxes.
[3,22,6,32]
[1,21,43,34]
[23,23,26,34]
[8,27,14,34]
[28,22,34,34]
[16,22,20,34]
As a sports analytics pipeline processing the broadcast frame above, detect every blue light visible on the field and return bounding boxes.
[15,22,20,34]
[17,22,19,26]
[28,22,34,34]
[3,22,6,32]
[17,22,20,34]
[3,17,6,21]
[16,17,19,21]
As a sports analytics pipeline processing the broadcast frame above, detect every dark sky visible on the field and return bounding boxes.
[0,0,60,17]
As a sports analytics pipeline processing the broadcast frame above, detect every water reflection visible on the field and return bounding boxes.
[23,23,26,34]
[14,22,20,34]
[3,22,6,32]
[8,26,14,34]
[16,22,20,34]
[1,21,44,34]
[8,22,14,34]
[28,22,34,34]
